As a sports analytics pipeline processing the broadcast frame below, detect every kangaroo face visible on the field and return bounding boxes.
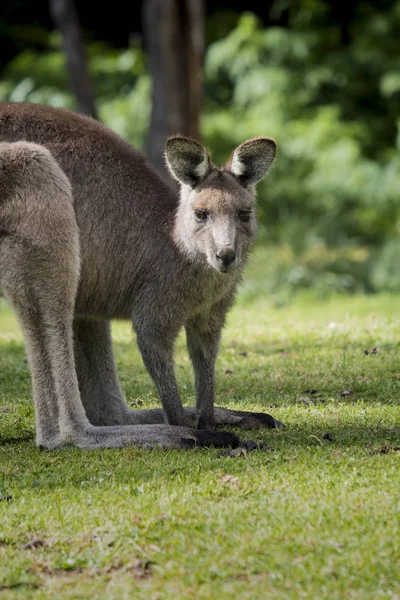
[165,136,276,273]
[177,171,257,273]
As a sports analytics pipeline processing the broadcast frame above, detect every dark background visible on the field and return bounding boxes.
[1,0,400,297]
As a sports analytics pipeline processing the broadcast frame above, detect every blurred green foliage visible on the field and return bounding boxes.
[1,6,400,295]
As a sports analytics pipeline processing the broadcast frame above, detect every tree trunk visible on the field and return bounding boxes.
[143,0,204,180]
[49,0,98,119]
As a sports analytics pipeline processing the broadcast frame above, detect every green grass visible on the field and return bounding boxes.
[1,257,400,599]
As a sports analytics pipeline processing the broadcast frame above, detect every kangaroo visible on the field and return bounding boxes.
[0,102,281,451]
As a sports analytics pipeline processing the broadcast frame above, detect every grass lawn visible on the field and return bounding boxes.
[1,252,400,599]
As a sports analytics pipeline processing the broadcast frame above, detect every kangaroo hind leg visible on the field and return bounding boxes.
[0,142,84,448]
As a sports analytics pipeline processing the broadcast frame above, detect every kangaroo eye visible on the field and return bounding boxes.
[194,210,209,222]
[238,210,251,223]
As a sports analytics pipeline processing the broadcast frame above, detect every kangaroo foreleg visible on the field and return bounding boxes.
[135,322,188,427]
[185,318,221,429]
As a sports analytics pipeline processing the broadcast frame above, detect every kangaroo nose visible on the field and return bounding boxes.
[216,249,236,268]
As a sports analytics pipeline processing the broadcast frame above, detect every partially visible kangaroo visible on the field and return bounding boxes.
[0,102,281,450]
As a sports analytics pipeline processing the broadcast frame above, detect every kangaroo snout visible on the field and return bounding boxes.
[216,248,237,271]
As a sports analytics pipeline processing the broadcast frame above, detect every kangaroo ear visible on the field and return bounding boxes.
[165,136,211,187]
[228,137,276,187]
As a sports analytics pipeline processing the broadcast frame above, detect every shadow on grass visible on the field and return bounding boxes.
[0,418,398,494]
[0,333,399,472]
[0,421,398,451]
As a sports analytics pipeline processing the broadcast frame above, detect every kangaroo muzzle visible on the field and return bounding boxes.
[216,248,236,271]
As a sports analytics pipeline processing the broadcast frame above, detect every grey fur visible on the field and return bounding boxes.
[0,102,280,450]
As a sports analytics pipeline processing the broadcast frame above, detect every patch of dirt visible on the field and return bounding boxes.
[127,559,154,579]
[28,557,155,581]
[297,397,312,406]
[372,445,400,455]
[129,399,143,407]
[225,447,247,458]
[0,494,13,502]
[219,474,240,488]
[28,563,84,578]
[23,539,46,550]
[218,441,274,457]
[0,582,38,592]
[364,347,379,355]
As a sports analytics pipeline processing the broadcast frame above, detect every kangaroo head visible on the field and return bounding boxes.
[165,136,276,273]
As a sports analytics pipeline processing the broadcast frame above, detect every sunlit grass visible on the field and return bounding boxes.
[1,256,400,599]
